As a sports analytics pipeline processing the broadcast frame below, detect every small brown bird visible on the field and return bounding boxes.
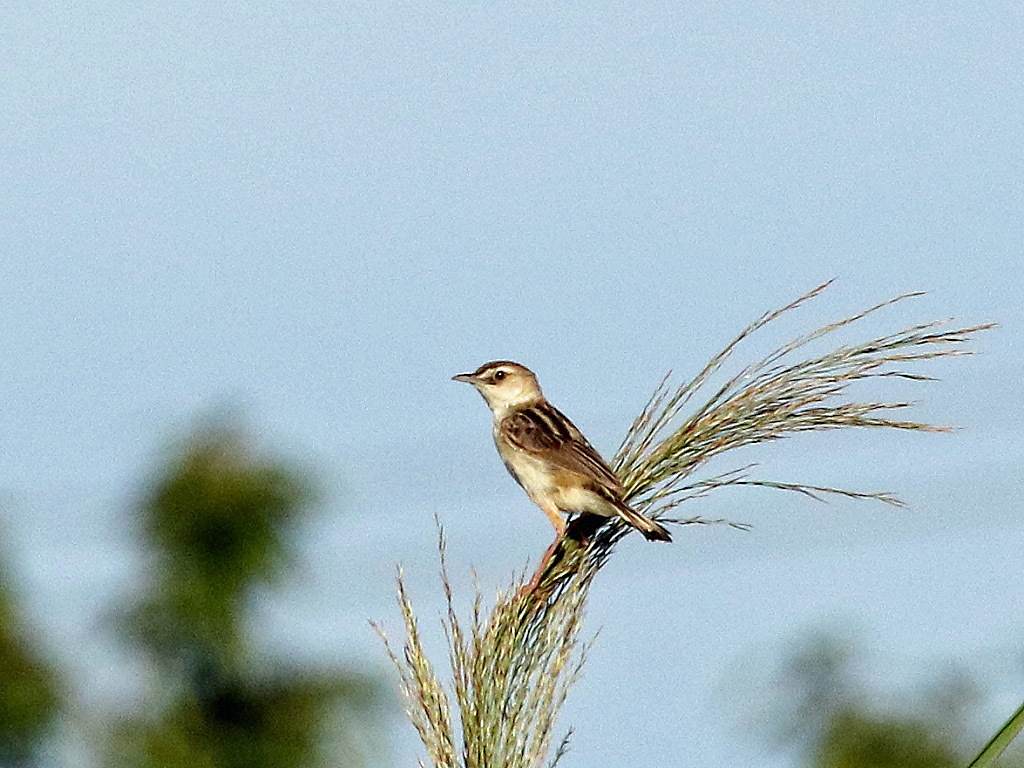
[452,360,672,543]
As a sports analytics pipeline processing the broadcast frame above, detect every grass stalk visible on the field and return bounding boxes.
[965,700,1024,768]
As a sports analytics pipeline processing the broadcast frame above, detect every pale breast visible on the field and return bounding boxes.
[493,428,555,502]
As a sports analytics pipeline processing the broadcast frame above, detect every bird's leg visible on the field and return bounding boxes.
[523,538,561,596]
[566,514,591,547]
[523,503,566,596]
[542,502,567,539]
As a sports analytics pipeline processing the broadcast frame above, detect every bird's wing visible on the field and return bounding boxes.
[501,402,624,494]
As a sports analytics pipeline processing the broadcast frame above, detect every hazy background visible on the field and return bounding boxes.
[2,3,1022,766]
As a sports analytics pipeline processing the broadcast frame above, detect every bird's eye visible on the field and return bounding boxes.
[493,370,507,381]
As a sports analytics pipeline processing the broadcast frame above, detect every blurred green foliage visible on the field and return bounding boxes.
[105,423,381,768]
[815,708,961,768]
[0,556,61,767]
[755,630,1023,768]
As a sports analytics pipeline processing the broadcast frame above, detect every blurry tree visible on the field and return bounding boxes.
[0,538,61,766]
[105,423,381,768]
[749,630,1024,768]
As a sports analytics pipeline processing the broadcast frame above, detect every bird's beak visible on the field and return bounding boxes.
[452,372,477,384]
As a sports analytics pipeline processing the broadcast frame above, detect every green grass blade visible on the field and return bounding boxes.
[965,700,1024,768]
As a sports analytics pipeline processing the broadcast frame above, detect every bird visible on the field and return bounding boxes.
[452,360,672,544]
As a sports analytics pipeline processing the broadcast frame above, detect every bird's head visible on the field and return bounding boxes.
[452,360,543,417]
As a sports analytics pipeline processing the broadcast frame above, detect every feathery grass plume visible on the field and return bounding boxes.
[378,282,993,767]
[374,525,590,768]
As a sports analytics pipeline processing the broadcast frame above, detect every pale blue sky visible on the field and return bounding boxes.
[2,3,1022,766]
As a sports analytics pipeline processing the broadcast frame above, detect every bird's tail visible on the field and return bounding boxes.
[611,499,672,542]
